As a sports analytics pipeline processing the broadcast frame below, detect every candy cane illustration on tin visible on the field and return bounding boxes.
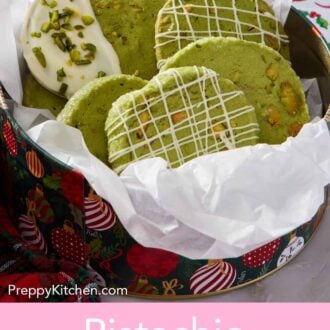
[84,187,116,232]
[18,198,48,255]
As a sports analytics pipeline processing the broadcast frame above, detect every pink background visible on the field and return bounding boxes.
[1,303,328,330]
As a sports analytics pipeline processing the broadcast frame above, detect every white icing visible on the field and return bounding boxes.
[21,0,121,98]
[156,0,289,68]
[106,66,259,173]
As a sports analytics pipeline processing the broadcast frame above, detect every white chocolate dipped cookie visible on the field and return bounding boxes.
[105,66,260,173]
[21,0,121,99]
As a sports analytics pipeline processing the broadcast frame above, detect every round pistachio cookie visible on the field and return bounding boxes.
[23,73,67,117]
[155,0,290,67]
[90,0,166,80]
[57,75,147,163]
[161,37,309,144]
[105,66,260,173]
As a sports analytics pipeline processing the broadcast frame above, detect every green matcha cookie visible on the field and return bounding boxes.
[57,75,147,163]
[106,66,259,173]
[23,73,67,117]
[91,0,165,80]
[161,37,309,144]
[155,0,290,67]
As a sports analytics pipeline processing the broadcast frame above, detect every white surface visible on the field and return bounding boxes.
[103,194,330,302]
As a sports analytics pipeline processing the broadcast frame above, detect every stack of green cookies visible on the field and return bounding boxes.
[23,0,309,173]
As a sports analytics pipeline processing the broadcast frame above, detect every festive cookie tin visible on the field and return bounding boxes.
[0,8,329,298]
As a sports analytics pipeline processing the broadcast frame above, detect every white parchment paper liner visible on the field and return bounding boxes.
[2,0,330,260]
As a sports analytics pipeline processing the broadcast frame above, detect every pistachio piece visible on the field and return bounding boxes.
[74,25,85,30]
[139,111,150,124]
[112,2,121,9]
[63,7,74,16]
[97,71,107,78]
[56,67,66,82]
[266,35,280,51]
[265,105,281,126]
[59,83,68,96]
[280,82,300,115]
[54,35,66,51]
[78,32,84,38]
[136,111,151,139]
[50,10,59,23]
[96,0,111,9]
[184,4,193,12]
[81,43,97,53]
[232,71,241,83]
[61,23,73,31]
[41,22,51,33]
[51,22,60,30]
[288,122,303,137]
[74,59,92,65]
[32,47,47,68]
[49,0,57,8]
[212,123,227,133]
[266,63,278,81]
[81,15,95,26]
[31,32,42,38]
[171,111,188,124]
[209,7,217,15]
[70,49,81,62]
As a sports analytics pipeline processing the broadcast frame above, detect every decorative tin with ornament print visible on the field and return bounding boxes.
[0,88,329,298]
[0,6,330,298]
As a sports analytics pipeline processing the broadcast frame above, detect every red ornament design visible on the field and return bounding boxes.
[242,239,281,268]
[2,119,18,157]
[126,244,179,279]
[51,221,89,266]
[61,171,85,210]
[190,260,236,295]
[26,150,45,178]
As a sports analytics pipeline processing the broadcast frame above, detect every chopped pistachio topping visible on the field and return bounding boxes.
[63,7,74,15]
[70,49,81,62]
[50,10,59,23]
[41,22,51,33]
[31,32,42,38]
[81,43,97,53]
[32,47,47,68]
[78,31,84,38]
[97,71,106,78]
[54,35,66,51]
[59,83,68,95]
[41,0,48,6]
[62,23,73,31]
[81,15,95,26]
[75,59,92,65]
[49,0,57,8]
[57,68,66,81]
[74,25,85,30]
[51,22,60,30]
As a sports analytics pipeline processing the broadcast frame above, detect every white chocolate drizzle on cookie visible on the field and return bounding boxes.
[155,0,289,68]
[106,66,259,173]
[21,0,121,98]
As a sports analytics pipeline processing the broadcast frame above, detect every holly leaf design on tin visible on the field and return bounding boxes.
[259,260,272,277]
[113,221,128,247]
[89,239,103,259]
[43,175,62,191]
